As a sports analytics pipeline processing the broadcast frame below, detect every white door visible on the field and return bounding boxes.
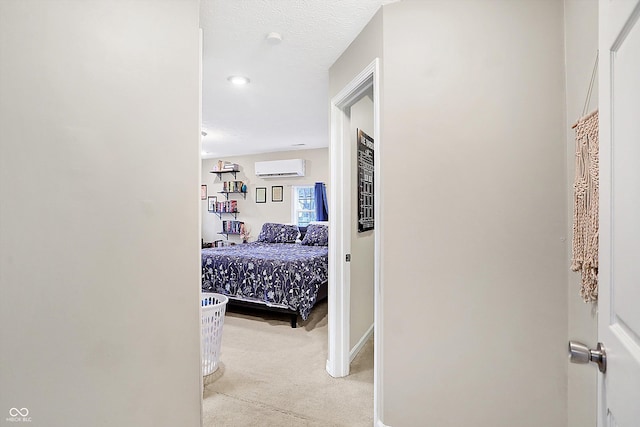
[598,0,640,426]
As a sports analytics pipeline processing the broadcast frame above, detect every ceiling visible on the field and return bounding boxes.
[199,0,396,159]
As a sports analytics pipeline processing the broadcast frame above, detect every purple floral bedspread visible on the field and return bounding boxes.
[201,242,328,320]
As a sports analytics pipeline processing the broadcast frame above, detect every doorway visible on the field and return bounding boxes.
[327,58,382,422]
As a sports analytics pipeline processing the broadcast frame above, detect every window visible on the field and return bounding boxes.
[292,186,317,227]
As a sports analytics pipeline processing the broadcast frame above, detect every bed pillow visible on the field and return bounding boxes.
[300,223,328,246]
[257,223,300,243]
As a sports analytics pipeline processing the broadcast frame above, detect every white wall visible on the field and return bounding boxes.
[329,9,383,102]
[331,1,569,425]
[349,90,375,351]
[563,1,599,426]
[201,148,328,243]
[380,2,567,425]
[381,1,567,427]
[0,2,202,426]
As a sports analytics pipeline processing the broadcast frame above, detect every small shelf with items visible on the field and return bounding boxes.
[218,191,247,200]
[218,180,247,200]
[210,170,238,179]
[217,231,241,239]
[212,211,240,220]
[208,161,246,241]
[210,161,240,179]
[203,239,226,248]
[211,200,239,219]
[218,220,244,240]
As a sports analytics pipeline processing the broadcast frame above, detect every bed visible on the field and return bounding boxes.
[201,223,328,327]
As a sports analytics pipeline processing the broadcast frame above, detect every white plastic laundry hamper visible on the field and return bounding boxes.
[201,292,228,376]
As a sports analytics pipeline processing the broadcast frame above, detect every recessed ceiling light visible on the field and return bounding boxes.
[266,32,282,45]
[227,75,250,86]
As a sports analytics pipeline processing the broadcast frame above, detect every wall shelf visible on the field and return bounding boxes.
[218,191,247,200]
[217,231,242,240]
[213,170,245,239]
[212,211,239,220]
[210,170,238,179]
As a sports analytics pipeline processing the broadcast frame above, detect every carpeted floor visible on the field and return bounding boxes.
[202,300,374,426]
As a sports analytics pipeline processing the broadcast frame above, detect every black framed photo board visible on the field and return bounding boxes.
[357,129,374,232]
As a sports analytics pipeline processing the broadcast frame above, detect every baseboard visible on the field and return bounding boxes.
[349,323,374,363]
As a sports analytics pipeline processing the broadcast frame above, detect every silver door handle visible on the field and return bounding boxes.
[568,341,606,373]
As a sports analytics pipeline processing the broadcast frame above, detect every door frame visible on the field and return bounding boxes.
[327,58,384,423]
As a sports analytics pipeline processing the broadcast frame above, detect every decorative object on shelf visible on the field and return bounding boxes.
[357,128,374,232]
[207,196,217,212]
[241,183,247,193]
[201,185,207,200]
[211,160,239,172]
[240,225,251,243]
[222,180,244,193]
[219,180,247,199]
[272,185,283,202]
[256,187,266,203]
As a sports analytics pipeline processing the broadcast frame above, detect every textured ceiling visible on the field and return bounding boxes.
[200,0,396,158]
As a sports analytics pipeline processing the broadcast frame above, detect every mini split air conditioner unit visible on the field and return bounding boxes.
[254,159,305,178]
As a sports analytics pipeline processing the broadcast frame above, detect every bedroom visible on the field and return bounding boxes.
[198,1,378,420]
[3,1,633,427]
[199,150,332,329]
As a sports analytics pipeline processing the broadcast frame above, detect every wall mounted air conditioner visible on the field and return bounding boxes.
[255,159,305,178]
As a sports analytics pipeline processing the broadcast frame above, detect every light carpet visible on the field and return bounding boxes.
[202,300,374,426]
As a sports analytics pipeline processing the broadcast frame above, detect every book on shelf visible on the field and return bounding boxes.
[222,181,244,193]
[213,200,238,213]
[221,220,244,234]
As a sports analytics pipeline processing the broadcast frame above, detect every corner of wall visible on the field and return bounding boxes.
[563,2,599,427]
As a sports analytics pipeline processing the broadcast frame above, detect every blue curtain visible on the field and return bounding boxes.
[314,182,328,221]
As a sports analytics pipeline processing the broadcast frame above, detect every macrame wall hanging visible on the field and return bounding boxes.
[571,52,599,303]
